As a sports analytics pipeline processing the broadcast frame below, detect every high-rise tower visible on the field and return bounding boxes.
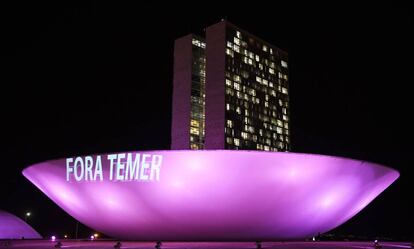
[171,21,290,151]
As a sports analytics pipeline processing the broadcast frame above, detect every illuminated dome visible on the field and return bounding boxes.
[23,150,398,240]
[0,210,41,239]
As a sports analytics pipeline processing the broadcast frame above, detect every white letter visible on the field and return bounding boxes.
[107,154,117,181]
[116,153,126,181]
[85,156,93,181]
[74,157,84,181]
[140,154,151,180]
[66,158,74,181]
[150,155,162,181]
[125,153,140,181]
[94,156,103,181]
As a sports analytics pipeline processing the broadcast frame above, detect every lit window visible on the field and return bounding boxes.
[227,41,232,48]
[250,89,256,96]
[226,103,230,110]
[191,143,199,149]
[190,127,199,135]
[236,106,241,114]
[226,137,233,144]
[192,39,206,48]
[277,127,283,134]
[234,45,240,53]
[282,108,287,114]
[256,76,262,83]
[236,91,242,99]
[284,123,289,129]
[226,79,232,86]
[241,132,248,140]
[226,48,234,57]
[227,120,233,128]
[234,83,240,91]
[234,138,240,146]
[255,55,260,62]
[236,31,241,38]
[283,115,288,121]
[269,68,275,74]
[282,87,288,94]
[263,45,268,52]
[234,37,240,45]
[191,119,199,127]
[277,120,283,126]
[270,48,273,54]
[281,60,288,68]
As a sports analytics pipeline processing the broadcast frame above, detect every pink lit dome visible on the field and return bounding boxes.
[0,210,41,239]
[23,150,398,240]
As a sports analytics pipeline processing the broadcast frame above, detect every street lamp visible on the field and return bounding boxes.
[25,212,31,222]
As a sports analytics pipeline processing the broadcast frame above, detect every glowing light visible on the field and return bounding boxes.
[64,235,68,239]
[93,233,99,238]
[51,236,56,241]
[90,235,95,240]
[25,212,31,217]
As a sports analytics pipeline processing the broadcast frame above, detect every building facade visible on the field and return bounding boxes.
[171,21,290,151]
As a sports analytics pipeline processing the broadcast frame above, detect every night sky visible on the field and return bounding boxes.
[1,2,413,241]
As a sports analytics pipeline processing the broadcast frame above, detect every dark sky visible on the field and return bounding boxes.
[1,2,413,241]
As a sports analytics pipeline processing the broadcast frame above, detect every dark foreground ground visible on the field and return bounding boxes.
[0,241,412,249]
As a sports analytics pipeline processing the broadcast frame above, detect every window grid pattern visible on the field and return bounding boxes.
[190,37,206,149]
[224,29,290,151]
